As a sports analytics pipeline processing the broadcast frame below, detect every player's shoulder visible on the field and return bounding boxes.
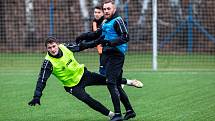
[115,16,124,21]
[41,59,52,68]
[114,16,126,25]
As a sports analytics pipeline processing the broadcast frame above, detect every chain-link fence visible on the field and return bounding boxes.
[0,0,214,71]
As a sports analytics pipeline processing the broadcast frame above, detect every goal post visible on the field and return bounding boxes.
[152,0,158,71]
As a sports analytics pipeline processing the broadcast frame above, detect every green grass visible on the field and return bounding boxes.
[0,52,215,121]
[0,71,215,121]
[0,52,214,71]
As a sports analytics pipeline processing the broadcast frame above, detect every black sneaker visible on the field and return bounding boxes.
[110,114,123,121]
[124,110,136,120]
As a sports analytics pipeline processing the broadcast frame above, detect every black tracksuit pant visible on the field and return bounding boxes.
[64,68,110,116]
[102,52,133,114]
[64,67,128,116]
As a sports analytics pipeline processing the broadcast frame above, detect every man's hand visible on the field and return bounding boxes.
[28,97,41,106]
[75,36,82,44]
[75,32,89,43]
[100,39,111,46]
[78,35,105,49]
[94,35,112,46]
[94,35,105,45]
[66,41,81,52]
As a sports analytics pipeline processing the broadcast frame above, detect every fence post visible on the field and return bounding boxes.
[49,0,54,36]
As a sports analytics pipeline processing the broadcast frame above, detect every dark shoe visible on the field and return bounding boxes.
[124,110,136,120]
[110,114,123,121]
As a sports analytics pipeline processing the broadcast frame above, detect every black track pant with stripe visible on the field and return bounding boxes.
[64,68,111,116]
[103,52,134,114]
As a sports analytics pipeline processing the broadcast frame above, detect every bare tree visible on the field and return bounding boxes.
[192,0,202,15]
[79,0,90,32]
[138,0,150,25]
[92,0,100,7]
[169,0,183,22]
[25,0,36,47]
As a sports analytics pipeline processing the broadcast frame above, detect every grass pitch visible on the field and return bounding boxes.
[0,52,215,121]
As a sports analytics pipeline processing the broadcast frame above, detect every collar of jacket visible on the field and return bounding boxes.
[93,16,104,24]
[48,48,63,58]
[106,10,119,22]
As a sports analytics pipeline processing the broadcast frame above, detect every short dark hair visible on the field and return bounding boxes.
[45,36,59,47]
[103,0,115,5]
[94,4,102,10]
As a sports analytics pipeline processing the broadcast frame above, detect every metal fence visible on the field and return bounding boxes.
[0,0,214,71]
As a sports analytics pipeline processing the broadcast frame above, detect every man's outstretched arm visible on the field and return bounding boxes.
[75,28,102,43]
[66,35,105,52]
[28,60,52,106]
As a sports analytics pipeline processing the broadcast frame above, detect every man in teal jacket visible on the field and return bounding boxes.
[75,0,136,120]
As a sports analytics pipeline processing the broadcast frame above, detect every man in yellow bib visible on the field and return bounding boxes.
[28,37,141,120]
[28,37,115,119]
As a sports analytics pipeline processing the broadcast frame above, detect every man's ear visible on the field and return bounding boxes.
[113,8,116,13]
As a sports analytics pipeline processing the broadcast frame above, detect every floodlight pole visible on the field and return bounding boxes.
[152,0,158,71]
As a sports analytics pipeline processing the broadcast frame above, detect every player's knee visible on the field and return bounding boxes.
[64,87,73,94]
[79,94,91,102]
[107,83,120,97]
[106,79,116,85]
[99,66,106,76]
